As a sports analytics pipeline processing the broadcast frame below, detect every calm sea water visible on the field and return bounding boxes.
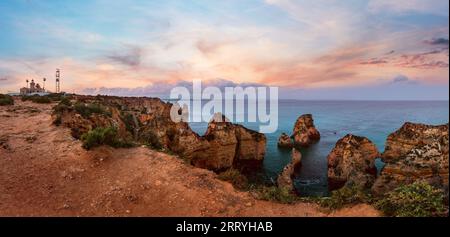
[188,100,449,197]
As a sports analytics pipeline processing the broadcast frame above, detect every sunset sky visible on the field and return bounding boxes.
[0,0,448,99]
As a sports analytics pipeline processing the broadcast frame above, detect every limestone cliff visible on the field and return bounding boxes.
[372,122,449,195]
[327,134,380,191]
[53,96,266,172]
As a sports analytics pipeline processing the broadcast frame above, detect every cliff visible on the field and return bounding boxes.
[372,122,449,195]
[53,95,266,172]
[0,98,379,217]
[327,134,380,191]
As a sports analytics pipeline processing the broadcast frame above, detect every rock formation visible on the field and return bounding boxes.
[327,134,380,191]
[53,96,266,172]
[277,148,302,191]
[191,113,266,170]
[291,148,302,166]
[277,133,293,148]
[292,114,320,147]
[372,122,449,195]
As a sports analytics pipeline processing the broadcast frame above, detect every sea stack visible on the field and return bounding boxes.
[292,114,320,147]
[277,148,302,192]
[327,134,380,191]
[372,122,449,195]
[277,132,293,148]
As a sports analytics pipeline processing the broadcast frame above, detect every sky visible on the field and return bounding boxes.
[0,0,448,100]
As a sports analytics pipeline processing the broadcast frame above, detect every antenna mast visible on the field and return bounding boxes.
[56,69,60,93]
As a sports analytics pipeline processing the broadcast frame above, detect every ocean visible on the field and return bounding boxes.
[188,100,449,197]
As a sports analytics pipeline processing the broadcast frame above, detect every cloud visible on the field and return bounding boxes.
[392,75,409,83]
[358,45,449,70]
[360,59,389,65]
[1,1,448,97]
[368,0,449,15]
[79,78,265,98]
[424,38,449,46]
[386,50,395,55]
[106,45,143,67]
[391,75,418,84]
[395,50,449,69]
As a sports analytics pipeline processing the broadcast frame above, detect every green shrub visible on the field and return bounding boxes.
[374,181,446,217]
[0,94,14,106]
[218,168,249,190]
[81,127,133,150]
[34,96,51,103]
[120,112,136,134]
[21,95,51,104]
[52,99,73,125]
[46,93,69,101]
[254,186,298,204]
[318,186,372,210]
[59,97,72,106]
[53,114,62,126]
[74,102,111,118]
[142,130,163,150]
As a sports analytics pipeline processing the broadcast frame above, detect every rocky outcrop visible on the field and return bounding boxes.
[277,133,293,148]
[234,125,266,163]
[277,164,295,192]
[277,148,302,191]
[292,114,320,147]
[191,113,266,170]
[372,123,449,195]
[291,148,302,166]
[191,114,237,170]
[327,134,380,191]
[54,96,266,172]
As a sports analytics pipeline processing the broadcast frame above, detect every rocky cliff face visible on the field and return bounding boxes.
[327,134,380,191]
[372,123,449,195]
[192,113,266,170]
[53,96,266,172]
[292,114,320,147]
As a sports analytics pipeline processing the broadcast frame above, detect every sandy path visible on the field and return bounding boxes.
[0,99,380,217]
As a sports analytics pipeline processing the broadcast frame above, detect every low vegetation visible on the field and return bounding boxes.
[0,94,14,106]
[46,93,70,102]
[52,98,73,126]
[218,168,249,190]
[21,95,52,104]
[81,126,133,150]
[312,182,447,217]
[254,185,298,204]
[141,130,163,150]
[74,102,111,118]
[317,185,372,210]
[59,97,72,106]
[374,181,447,217]
[216,168,298,204]
[120,112,136,134]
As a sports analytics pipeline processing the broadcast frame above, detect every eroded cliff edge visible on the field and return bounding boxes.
[53,95,266,172]
[372,122,449,195]
[0,97,379,217]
